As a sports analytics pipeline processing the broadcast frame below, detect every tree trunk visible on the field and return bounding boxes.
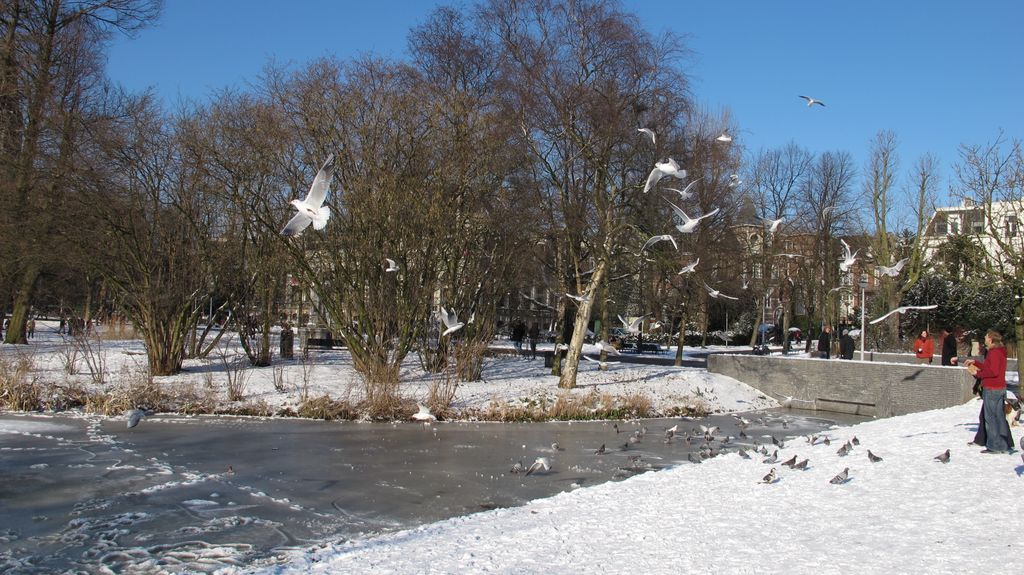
[559,260,606,389]
[4,263,39,344]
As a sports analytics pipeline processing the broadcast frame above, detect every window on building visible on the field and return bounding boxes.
[951,222,959,235]
[934,221,947,235]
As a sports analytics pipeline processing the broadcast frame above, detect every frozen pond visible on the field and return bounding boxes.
[0,409,868,573]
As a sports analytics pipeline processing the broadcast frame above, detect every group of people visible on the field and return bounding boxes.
[815,326,856,360]
[509,319,541,359]
[912,327,959,366]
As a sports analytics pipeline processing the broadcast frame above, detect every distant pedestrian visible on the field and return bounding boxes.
[839,330,855,360]
[527,323,540,360]
[940,327,958,366]
[913,330,934,364]
[280,323,294,359]
[816,326,832,359]
[964,329,1013,453]
[511,319,526,356]
[58,316,66,334]
[27,318,35,339]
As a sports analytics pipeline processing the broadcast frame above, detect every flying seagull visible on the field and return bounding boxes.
[703,282,739,301]
[643,158,686,193]
[728,174,742,188]
[716,131,733,143]
[583,355,620,369]
[637,128,656,145]
[438,307,465,336]
[641,234,678,252]
[281,154,336,237]
[839,239,858,273]
[869,304,938,325]
[876,258,909,278]
[677,258,699,274]
[595,340,621,356]
[126,408,151,429]
[384,258,399,272]
[565,292,591,305]
[799,95,826,107]
[618,314,646,335]
[663,178,703,201]
[525,457,551,476]
[665,198,719,233]
[762,217,784,234]
[412,403,437,422]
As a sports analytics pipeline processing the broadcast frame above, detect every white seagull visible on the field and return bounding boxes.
[799,95,826,107]
[663,178,703,201]
[876,258,909,278]
[566,292,591,304]
[677,258,699,274]
[640,234,678,252]
[716,131,732,143]
[643,158,686,193]
[281,154,336,237]
[384,258,399,272]
[728,174,742,188]
[637,128,656,145]
[583,355,620,369]
[412,403,437,422]
[703,283,739,301]
[665,199,719,233]
[525,457,551,476]
[595,339,621,356]
[438,307,465,336]
[839,239,858,272]
[762,216,784,234]
[869,304,938,325]
[618,314,646,335]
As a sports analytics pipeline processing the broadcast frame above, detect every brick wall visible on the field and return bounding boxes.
[707,354,977,417]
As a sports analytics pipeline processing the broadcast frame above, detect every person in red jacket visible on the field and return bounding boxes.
[964,329,1013,453]
[913,330,934,364]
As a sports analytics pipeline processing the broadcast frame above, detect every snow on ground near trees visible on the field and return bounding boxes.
[1,322,776,415]
[239,401,1023,575]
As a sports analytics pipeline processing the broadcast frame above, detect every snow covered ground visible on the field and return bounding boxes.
[241,401,1023,574]
[0,321,775,417]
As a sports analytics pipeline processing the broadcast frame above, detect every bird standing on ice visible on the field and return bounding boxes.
[281,155,336,236]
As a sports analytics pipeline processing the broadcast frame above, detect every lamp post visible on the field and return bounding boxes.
[859,274,868,361]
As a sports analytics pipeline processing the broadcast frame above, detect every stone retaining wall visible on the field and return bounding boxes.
[707,354,976,417]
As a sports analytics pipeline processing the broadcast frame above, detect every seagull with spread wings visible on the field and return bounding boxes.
[665,198,719,233]
[643,158,686,193]
[799,95,826,107]
[839,239,858,272]
[566,292,591,305]
[876,258,909,277]
[438,307,466,336]
[384,258,399,272]
[281,155,336,236]
[618,314,646,335]
[762,216,784,234]
[716,131,732,143]
[869,304,938,325]
[637,128,656,145]
[640,234,678,252]
[663,178,703,201]
[703,282,739,301]
[677,258,699,275]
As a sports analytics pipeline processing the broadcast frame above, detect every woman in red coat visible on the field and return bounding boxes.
[913,330,934,364]
[964,329,1013,453]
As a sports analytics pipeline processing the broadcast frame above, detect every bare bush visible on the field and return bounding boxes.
[297,395,358,420]
[0,355,41,411]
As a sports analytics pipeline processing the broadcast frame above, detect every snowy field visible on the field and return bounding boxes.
[0,321,776,417]
[241,400,1023,575]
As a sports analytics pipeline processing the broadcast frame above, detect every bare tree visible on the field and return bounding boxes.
[480,0,692,388]
[0,0,161,344]
[951,132,1024,379]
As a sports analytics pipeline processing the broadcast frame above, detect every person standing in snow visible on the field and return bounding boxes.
[964,329,1013,453]
[913,330,934,364]
[940,327,958,366]
[511,319,526,356]
[816,326,832,359]
[527,323,540,359]
[839,330,855,360]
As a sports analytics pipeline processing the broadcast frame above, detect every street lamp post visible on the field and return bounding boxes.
[859,274,868,361]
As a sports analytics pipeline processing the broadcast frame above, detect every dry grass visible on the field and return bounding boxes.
[0,355,41,411]
[297,394,358,420]
[360,361,404,420]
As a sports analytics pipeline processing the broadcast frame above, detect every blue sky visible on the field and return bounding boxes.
[106,1,1022,221]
